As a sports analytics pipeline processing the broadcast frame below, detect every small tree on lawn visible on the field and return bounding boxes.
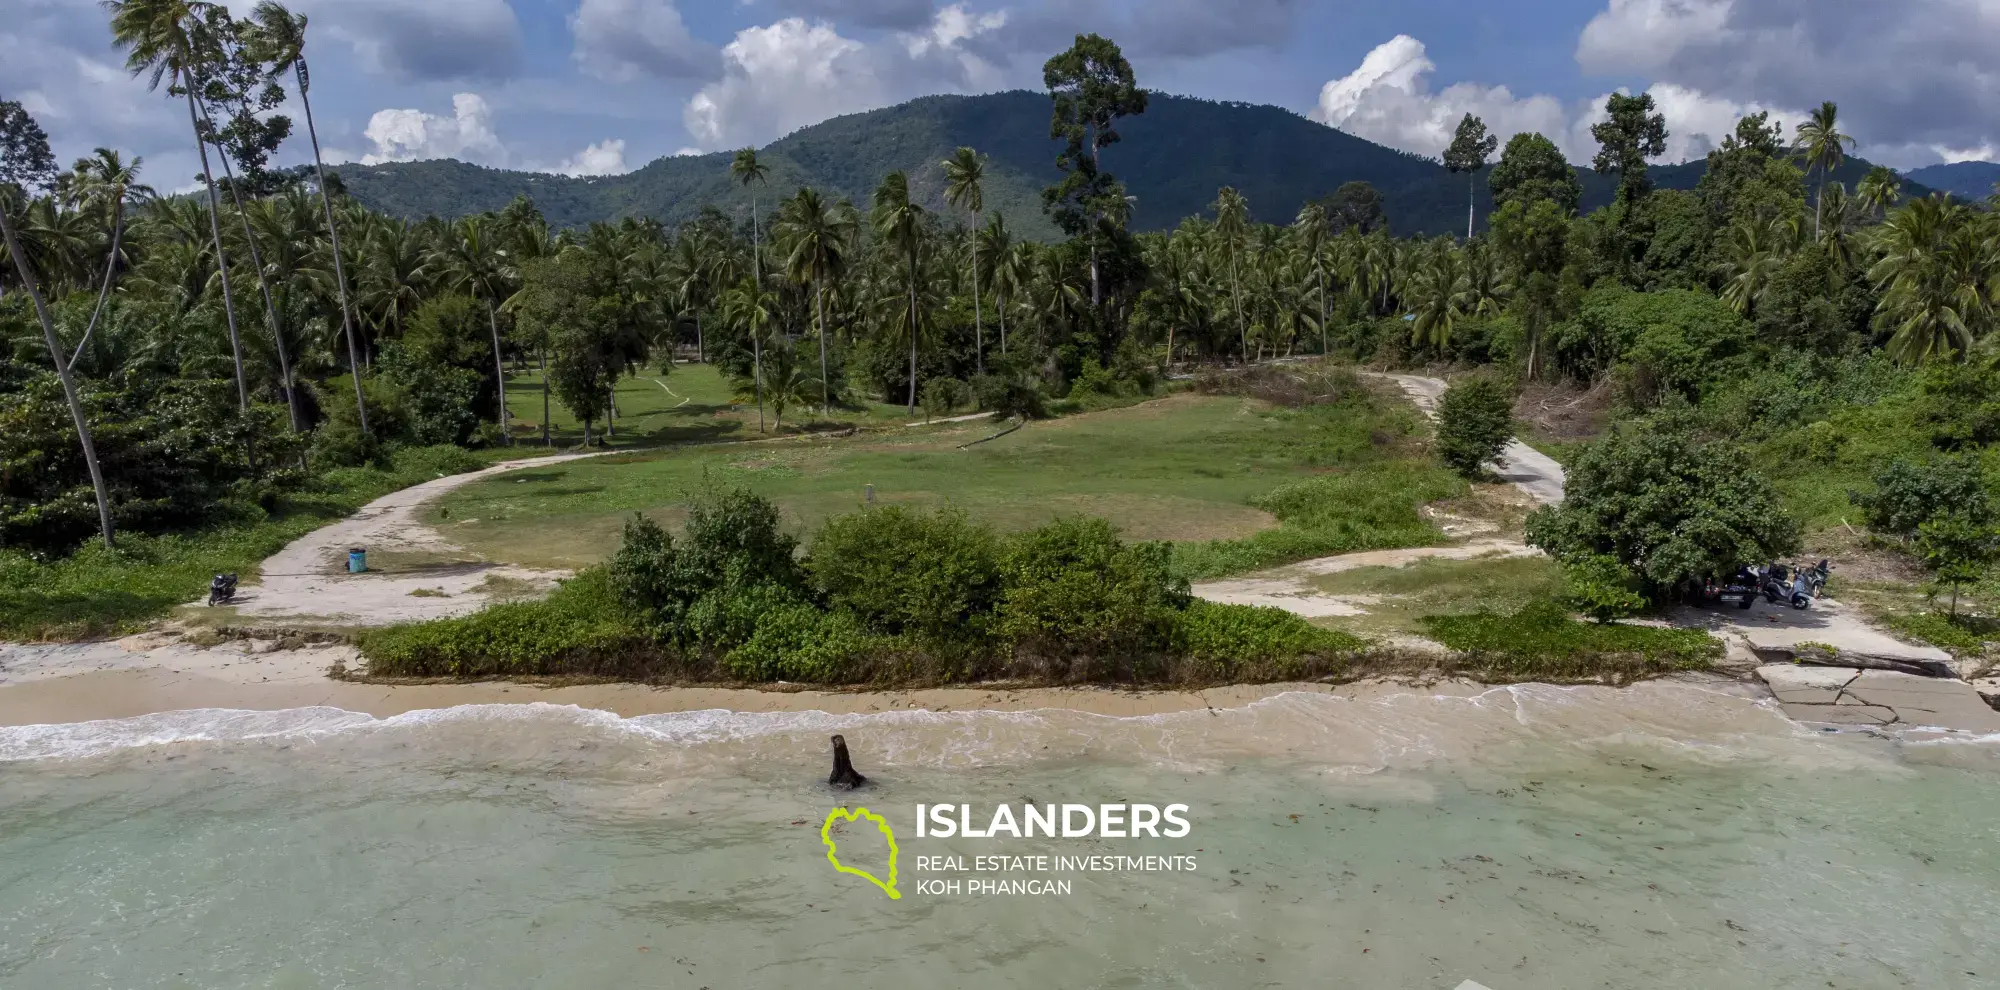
[1435,374,1517,479]
[1526,410,1800,599]
[1916,514,1999,618]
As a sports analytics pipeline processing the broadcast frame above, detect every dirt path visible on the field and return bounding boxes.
[1370,373,1567,505]
[221,451,610,626]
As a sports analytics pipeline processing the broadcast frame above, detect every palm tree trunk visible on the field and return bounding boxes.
[297,65,369,434]
[753,330,765,432]
[71,192,125,367]
[695,311,705,364]
[907,277,919,414]
[970,227,983,375]
[998,287,1008,355]
[206,100,299,432]
[1,207,115,549]
[187,87,248,411]
[487,300,510,444]
[606,381,616,441]
[1318,269,1329,356]
[815,280,830,412]
[539,344,551,446]
[1230,253,1247,363]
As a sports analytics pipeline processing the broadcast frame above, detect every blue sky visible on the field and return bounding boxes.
[6,0,1997,188]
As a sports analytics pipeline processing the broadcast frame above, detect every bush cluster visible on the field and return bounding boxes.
[363,488,1365,686]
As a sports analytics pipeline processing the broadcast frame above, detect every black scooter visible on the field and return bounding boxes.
[1754,562,1816,610]
[208,573,238,606]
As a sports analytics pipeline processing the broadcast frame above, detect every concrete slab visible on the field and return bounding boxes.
[1842,670,2000,732]
[1779,703,1898,726]
[1755,664,1860,705]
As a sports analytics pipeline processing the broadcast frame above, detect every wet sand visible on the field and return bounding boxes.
[0,636,1481,726]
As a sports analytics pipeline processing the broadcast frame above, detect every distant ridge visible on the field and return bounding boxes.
[1904,161,2000,202]
[333,91,1929,237]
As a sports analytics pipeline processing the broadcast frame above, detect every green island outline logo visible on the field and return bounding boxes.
[821,806,901,900]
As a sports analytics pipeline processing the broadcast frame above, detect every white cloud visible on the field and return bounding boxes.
[554,138,630,176]
[1574,0,2000,167]
[570,0,719,82]
[1312,34,1810,165]
[356,93,507,165]
[1575,0,1732,75]
[683,5,1007,151]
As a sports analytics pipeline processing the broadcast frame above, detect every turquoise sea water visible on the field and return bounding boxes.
[1,682,1997,989]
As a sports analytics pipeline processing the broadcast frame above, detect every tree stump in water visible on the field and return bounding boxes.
[829,734,867,790]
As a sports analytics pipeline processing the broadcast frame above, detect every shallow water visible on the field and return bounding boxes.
[2,683,1997,989]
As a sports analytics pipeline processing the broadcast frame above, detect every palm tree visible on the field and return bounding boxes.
[1405,239,1470,353]
[872,171,927,413]
[733,337,817,431]
[0,112,117,548]
[66,150,150,367]
[1795,101,1854,241]
[1717,218,1788,315]
[196,90,301,431]
[776,187,854,412]
[730,148,769,286]
[1212,187,1251,362]
[1857,165,1902,219]
[977,214,1022,357]
[105,0,252,411]
[720,275,774,430]
[942,146,987,373]
[436,215,516,442]
[1293,202,1331,355]
[1867,195,1992,363]
[248,0,365,430]
[668,229,716,365]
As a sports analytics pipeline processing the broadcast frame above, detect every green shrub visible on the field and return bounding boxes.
[807,506,1001,638]
[359,570,656,678]
[723,604,882,682]
[1849,455,1991,538]
[1171,599,1363,681]
[1423,601,1720,682]
[1175,463,1463,579]
[997,518,1188,666]
[1526,410,1799,594]
[1559,553,1648,622]
[1434,374,1517,478]
[608,487,804,647]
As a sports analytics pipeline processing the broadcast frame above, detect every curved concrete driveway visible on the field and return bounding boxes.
[1370,373,1567,504]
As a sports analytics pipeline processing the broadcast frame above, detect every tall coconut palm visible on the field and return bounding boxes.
[1717,218,1787,315]
[872,171,927,413]
[0,103,116,548]
[730,148,768,286]
[1795,101,1854,241]
[977,213,1021,357]
[1867,195,1991,363]
[436,215,515,443]
[942,146,987,373]
[247,2,363,428]
[1857,165,1902,219]
[776,186,854,412]
[66,149,150,366]
[668,229,716,365]
[1212,186,1251,362]
[1293,202,1331,355]
[105,0,251,411]
[720,275,774,431]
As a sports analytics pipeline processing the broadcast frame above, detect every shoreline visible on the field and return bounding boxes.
[0,634,1597,727]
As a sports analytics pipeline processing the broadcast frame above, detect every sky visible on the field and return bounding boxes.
[6,0,1998,191]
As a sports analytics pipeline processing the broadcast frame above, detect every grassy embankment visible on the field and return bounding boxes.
[0,445,511,641]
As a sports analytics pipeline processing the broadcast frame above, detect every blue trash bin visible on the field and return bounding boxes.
[348,548,367,573]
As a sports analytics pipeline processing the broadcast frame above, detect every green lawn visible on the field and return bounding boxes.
[440,385,1463,576]
[502,362,924,449]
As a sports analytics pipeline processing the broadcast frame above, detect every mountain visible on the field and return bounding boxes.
[331,91,1924,238]
[1904,161,2000,202]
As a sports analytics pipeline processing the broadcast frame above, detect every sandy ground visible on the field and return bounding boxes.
[224,451,611,625]
[0,634,1467,726]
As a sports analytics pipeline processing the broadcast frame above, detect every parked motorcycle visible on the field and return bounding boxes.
[208,573,238,607]
[1755,562,1815,610]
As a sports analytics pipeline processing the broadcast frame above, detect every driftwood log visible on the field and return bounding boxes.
[958,417,1024,449]
[829,734,867,790]
[1755,647,1955,679]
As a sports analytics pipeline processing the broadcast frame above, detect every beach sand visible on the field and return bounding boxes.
[0,635,1482,726]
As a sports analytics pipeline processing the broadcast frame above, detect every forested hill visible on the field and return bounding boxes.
[332,91,1923,238]
[1905,161,2000,202]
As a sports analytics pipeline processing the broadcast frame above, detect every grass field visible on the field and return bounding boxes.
[501,362,926,449]
[440,381,1463,576]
